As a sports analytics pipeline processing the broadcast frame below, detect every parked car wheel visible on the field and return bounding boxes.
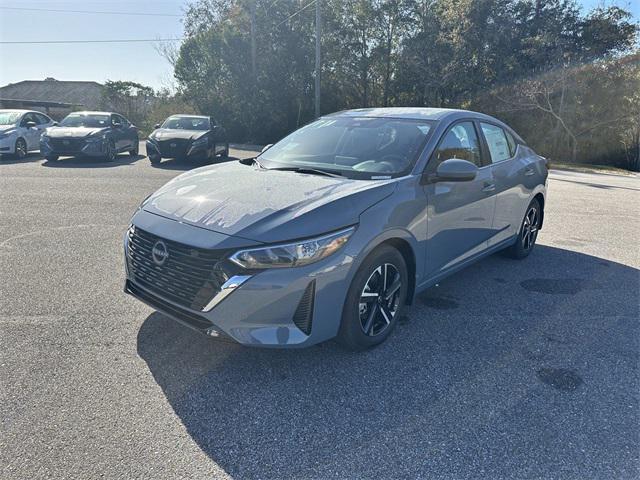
[337,245,408,350]
[149,154,161,165]
[14,138,27,159]
[104,140,116,162]
[129,141,139,156]
[220,142,230,158]
[505,198,542,259]
[45,155,59,162]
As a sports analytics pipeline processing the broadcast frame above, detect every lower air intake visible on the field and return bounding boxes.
[292,280,315,335]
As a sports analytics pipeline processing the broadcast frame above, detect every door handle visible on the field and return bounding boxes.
[524,167,535,176]
[482,182,496,193]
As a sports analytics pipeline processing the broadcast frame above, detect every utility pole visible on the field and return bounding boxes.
[315,0,321,117]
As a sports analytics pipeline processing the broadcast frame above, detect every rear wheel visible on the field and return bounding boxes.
[220,142,229,158]
[14,138,27,159]
[129,140,139,156]
[505,198,541,259]
[149,154,161,165]
[45,155,59,162]
[337,245,408,350]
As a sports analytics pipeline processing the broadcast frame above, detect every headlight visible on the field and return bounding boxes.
[0,129,16,139]
[229,227,355,269]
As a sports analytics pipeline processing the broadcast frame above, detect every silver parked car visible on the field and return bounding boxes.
[0,109,55,159]
[124,108,547,350]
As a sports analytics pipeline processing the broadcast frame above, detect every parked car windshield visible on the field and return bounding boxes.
[60,113,110,128]
[161,116,210,130]
[0,111,21,125]
[258,117,435,179]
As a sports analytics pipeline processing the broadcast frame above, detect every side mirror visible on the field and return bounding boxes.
[424,159,479,183]
[25,121,37,128]
[112,122,122,128]
[52,121,58,126]
[261,144,273,153]
[154,123,161,129]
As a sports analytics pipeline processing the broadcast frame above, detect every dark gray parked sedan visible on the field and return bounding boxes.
[124,108,547,350]
[41,111,139,162]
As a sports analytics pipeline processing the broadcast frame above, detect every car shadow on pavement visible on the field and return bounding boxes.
[42,153,146,168]
[150,155,240,171]
[136,245,639,478]
[0,152,44,165]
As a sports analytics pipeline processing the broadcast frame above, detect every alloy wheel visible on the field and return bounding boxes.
[521,205,539,251]
[359,263,402,336]
[15,139,27,159]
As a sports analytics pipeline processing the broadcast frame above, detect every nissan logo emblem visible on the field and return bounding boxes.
[151,241,169,266]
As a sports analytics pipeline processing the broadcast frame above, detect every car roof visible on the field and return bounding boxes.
[67,111,114,116]
[325,107,498,122]
[0,109,38,115]
[168,114,209,119]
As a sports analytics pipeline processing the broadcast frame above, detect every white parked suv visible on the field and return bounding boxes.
[0,109,55,159]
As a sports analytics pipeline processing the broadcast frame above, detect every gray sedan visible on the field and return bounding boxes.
[124,108,547,350]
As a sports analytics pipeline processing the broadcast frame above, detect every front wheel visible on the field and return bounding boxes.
[45,155,59,162]
[505,198,541,259]
[129,140,139,156]
[337,245,408,350]
[14,138,27,159]
[103,141,116,162]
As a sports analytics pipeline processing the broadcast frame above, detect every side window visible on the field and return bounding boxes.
[35,113,50,125]
[21,113,36,126]
[480,123,512,163]
[433,121,482,167]
[112,114,123,126]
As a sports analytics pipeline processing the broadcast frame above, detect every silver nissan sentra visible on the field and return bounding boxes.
[124,108,547,350]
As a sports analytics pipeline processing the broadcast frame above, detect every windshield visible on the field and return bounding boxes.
[60,113,110,128]
[0,111,21,126]
[258,117,434,179]
[161,116,210,130]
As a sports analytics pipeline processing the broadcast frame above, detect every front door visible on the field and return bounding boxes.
[423,121,497,279]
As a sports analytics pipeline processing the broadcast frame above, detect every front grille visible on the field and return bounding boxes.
[158,138,190,157]
[292,280,315,335]
[126,227,228,311]
[126,280,212,331]
[50,137,84,152]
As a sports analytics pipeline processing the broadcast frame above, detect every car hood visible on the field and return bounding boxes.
[150,129,207,141]
[46,127,108,138]
[0,125,17,134]
[142,161,397,243]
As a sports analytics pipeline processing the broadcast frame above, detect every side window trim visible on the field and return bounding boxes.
[427,118,488,172]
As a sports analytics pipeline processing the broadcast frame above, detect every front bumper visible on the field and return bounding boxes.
[124,210,356,348]
[0,135,16,153]
[40,138,106,157]
[146,139,209,159]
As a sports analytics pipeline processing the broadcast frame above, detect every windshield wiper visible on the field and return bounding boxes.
[266,166,343,178]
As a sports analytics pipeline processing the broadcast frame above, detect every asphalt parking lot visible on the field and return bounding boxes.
[1,145,639,479]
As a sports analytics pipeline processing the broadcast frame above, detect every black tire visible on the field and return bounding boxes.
[220,142,229,158]
[129,140,139,156]
[505,198,542,259]
[14,138,27,159]
[149,154,161,165]
[337,245,409,350]
[45,155,59,162]
[104,141,116,162]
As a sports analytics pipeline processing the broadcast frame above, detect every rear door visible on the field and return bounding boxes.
[479,122,528,246]
[423,120,497,279]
